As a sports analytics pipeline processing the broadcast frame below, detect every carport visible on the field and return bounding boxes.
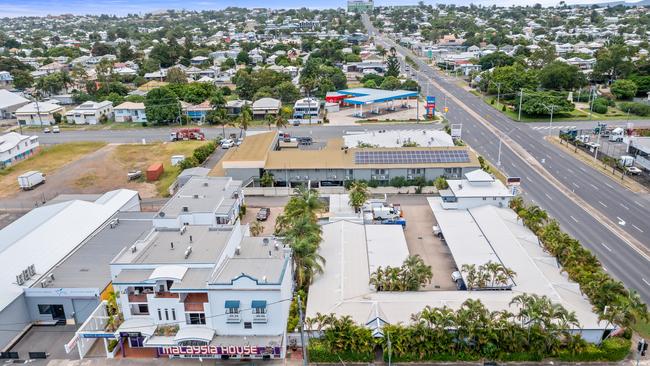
[336,88,419,118]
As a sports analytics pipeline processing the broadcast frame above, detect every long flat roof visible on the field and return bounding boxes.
[157,176,241,218]
[210,237,289,285]
[0,189,139,312]
[337,88,419,105]
[306,207,605,331]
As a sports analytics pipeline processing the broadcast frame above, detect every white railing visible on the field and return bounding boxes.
[252,313,268,323]
[226,313,241,323]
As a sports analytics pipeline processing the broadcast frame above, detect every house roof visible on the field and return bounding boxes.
[0,132,35,153]
[0,90,29,110]
[252,97,281,110]
[15,101,64,114]
[114,102,145,110]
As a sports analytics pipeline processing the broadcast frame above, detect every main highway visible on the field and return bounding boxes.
[363,15,650,303]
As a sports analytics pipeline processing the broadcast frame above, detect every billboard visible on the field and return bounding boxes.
[159,345,282,358]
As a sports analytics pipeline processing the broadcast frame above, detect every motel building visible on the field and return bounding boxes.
[65,177,293,360]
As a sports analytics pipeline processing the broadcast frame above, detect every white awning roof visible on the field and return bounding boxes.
[116,318,156,337]
[174,326,215,342]
[149,265,188,281]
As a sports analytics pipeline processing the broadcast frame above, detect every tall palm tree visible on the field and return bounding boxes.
[274,113,288,129]
[291,237,325,289]
[236,106,252,138]
[348,181,369,213]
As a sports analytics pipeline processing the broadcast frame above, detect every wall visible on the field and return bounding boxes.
[0,295,31,351]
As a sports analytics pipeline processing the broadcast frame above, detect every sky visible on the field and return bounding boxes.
[0,0,639,17]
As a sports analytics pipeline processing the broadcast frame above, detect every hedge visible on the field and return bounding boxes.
[557,337,630,362]
[308,340,373,363]
[619,102,650,116]
[386,352,480,362]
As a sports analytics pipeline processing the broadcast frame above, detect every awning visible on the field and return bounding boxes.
[225,300,240,308]
[251,300,267,308]
[115,318,156,337]
[174,326,215,343]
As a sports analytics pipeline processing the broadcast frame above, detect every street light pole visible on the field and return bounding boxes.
[518,89,523,121]
[497,138,502,166]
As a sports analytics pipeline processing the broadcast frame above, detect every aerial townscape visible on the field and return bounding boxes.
[1,0,650,364]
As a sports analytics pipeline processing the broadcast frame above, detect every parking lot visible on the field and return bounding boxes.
[240,196,290,236]
[388,195,457,291]
[9,325,80,360]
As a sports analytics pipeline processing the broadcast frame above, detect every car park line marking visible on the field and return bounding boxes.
[544,193,553,201]
[572,182,580,189]
[620,203,629,210]
[598,201,607,208]
[601,243,612,252]
[632,224,644,233]
[570,216,579,223]
[643,278,650,287]
[604,182,614,189]
[589,183,599,190]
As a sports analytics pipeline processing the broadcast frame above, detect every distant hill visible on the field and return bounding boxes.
[574,0,650,7]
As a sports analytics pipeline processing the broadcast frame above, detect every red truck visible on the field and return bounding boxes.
[170,128,206,141]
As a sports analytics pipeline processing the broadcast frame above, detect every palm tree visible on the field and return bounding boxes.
[60,70,73,93]
[249,221,264,237]
[348,181,369,213]
[291,237,325,289]
[274,113,288,129]
[236,106,252,138]
[264,114,275,130]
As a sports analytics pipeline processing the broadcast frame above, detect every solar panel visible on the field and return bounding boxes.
[354,150,470,165]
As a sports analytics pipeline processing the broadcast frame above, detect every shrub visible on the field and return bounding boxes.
[619,102,650,116]
[107,339,119,352]
[389,176,408,187]
[368,180,380,188]
[178,156,199,170]
[610,79,637,100]
[308,340,373,363]
[591,98,609,114]
[558,338,630,362]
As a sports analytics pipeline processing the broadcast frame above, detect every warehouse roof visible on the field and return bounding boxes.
[0,90,29,110]
[0,189,139,312]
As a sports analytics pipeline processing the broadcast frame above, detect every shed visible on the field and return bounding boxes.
[146,163,164,181]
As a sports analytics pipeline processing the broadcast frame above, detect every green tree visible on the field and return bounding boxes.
[477,51,515,70]
[539,61,587,90]
[166,67,188,84]
[144,87,181,125]
[260,171,274,187]
[348,181,369,213]
[516,91,574,116]
[11,69,33,89]
[610,79,637,100]
[274,81,301,104]
[380,75,401,90]
[385,54,400,78]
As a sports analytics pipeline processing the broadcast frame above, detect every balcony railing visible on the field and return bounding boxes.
[226,313,241,323]
[155,292,179,299]
[128,293,148,303]
[252,313,268,323]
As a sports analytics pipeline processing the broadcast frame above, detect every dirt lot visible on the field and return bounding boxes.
[2,141,210,204]
[0,142,106,198]
[395,195,457,291]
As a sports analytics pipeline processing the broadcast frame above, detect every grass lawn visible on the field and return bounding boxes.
[0,142,106,197]
[633,314,650,339]
[113,141,209,196]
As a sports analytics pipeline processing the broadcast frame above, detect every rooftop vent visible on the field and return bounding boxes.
[182,206,189,212]
[458,184,463,190]
[193,194,199,199]
[203,182,209,187]
[180,225,187,235]
[170,242,174,250]
[274,242,279,251]
[184,246,193,259]
[235,246,241,255]
[159,211,166,217]
[130,245,137,253]
[263,238,269,246]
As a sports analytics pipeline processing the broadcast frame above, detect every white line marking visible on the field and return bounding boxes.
[570,215,579,223]
[589,183,599,190]
[601,243,612,252]
[567,168,574,174]
[572,182,580,189]
[603,267,608,272]
[635,201,645,208]
[598,201,607,208]
[579,167,587,173]
[643,278,650,287]
[632,224,644,233]
[620,203,629,210]
[604,182,614,189]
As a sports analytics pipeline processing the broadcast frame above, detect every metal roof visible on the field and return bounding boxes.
[337,88,418,105]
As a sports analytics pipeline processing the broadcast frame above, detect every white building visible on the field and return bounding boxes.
[114,102,147,123]
[439,169,514,209]
[109,176,292,359]
[15,101,65,126]
[0,132,39,168]
[0,71,13,89]
[292,97,320,119]
[252,97,281,118]
[65,101,114,125]
[343,129,454,148]
[0,89,29,119]
[0,190,141,351]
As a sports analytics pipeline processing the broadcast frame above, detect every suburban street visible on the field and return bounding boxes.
[363,15,650,303]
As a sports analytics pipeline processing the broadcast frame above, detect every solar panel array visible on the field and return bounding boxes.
[354,150,470,165]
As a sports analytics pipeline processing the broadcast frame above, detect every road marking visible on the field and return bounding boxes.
[604,182,614,189]
[598,201,607,208]
[570,215,579,223]
[526,176,534,183]
[566,168,574,174]
[643,278,650,287]
[617,217,626,226]
[579,167,587,173]
[589,183,599,190]
[603,267,608,272]
[620,203,629,210]
[544,193,553,201]
[635,201,645,208]
[632,224,644,233]
[572,182,580,189]
[601,243,612,252]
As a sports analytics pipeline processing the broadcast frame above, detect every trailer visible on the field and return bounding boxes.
[18,171,45,190]
[170,128,206,141]
[609,127,624,142]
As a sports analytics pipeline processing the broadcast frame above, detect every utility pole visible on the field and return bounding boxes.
[547,105,555,137]
[35,96,43,129]
[518,89,523,121]
[297,294,308,366]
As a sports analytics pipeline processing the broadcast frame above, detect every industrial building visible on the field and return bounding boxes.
[215,131,481,186]
[306,190,610,343]
[0,189,141,352]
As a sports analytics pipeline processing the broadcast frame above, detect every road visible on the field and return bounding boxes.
[364,15,650,303]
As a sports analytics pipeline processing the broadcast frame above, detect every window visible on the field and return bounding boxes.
[187,313,206,325]
[171,308,176,321]
[244,322,252,329]
[493,197,497,200]
[138,304,149,314]
[253,307,267,314]
[226,307,239,314]
[158,309,162,321]
[38,305,52,315]
[164,309,169,320]
[482,197,487,201]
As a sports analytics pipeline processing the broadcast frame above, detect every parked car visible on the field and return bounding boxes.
[627,166,642,175]
[297,137,313,145]
[52,126,60,133]
[256,207,271,221]
[43,127,50,133]
[127,170,142,181]
[221,139,235,149]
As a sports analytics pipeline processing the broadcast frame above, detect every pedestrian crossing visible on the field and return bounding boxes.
[530,125,576,130]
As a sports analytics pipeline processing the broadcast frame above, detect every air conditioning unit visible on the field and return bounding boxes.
[184,246,192,259]
[16,274,25,286]
[407,175,414,180]
[28,264,36,276]
[130,245,137,253]
[180,226,187,235]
